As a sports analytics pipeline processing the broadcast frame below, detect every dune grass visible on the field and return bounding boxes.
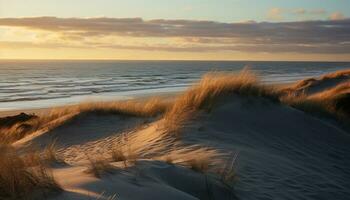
[0,145,61,200]
[283,69,350,93]
[0,97,170,144]
[86,156,116,178]
[219,152,239,186]
[320,69,350,79]
[102,119,226,174]
[111,147,127,162]
[281,81,350,120]
[77,97,169,117]
[2,68,349,199]
[1,69,348,144]
[42,140,65,164]
[187,158,210,173]
[164,70,279,135]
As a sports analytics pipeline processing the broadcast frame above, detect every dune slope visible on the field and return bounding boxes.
[179,95,350,200]
[6,69,350,200]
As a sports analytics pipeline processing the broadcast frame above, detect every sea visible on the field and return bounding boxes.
[0,60,349,111]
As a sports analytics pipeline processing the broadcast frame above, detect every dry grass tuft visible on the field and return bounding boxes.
[281,81,350,120]
[110,133,140,167]
[0,145,61,200]
[86,156,116,178]
[219,152,239,186]
[107,123,225,174]
[160,146,225,173]
[164,70,278,135]
[163,156,174,164]
[0,109,77,144]
[283,69,350,94]
[111,147,127,162]
[42,140,64,164]
[187,158,210,173]
[320,69,350,80]
[310,81,350,99]
[0,120,37,144]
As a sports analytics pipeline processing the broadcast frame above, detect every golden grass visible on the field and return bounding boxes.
[2,68,349,199]
[277,69,350,121]
[0,145,61,200]
[187,158,210,173]
[283,69,350,93]
[105,120,226,174]
[0,120,37,144]
[281,81,350,120]
[309,81,350,99]
[0,110,77,144]
[164,70,279,135]
[42,140,64,164]
[320,69,350,80]
[163,156,174,164]
[0,97,170,144]
[111,148,127,162]
[0,70,278,143]
[1,69,347,144]
[86,156,116,178]
[163,147,224,171]
[77,97,169,117]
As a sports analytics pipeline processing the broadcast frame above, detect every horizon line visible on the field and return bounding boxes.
[1,58,350,63]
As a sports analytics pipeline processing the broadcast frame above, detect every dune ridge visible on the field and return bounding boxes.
[164,70,279,135]
[281,72,350,121]
[1,69,350,200]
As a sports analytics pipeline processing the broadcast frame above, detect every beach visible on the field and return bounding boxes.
[2,0,350,199]
[1,69,349,200]
[1,60,350,111]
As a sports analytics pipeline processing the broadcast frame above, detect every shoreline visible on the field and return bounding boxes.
[0,82,291,118]
[1,69,349,200]
[0,91,179,117]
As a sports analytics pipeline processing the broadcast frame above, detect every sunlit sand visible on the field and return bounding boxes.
[1,69,349,199]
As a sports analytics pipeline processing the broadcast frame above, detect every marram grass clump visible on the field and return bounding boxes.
[0,145,61,200]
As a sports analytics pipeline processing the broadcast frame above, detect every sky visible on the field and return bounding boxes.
[0,0,350,61]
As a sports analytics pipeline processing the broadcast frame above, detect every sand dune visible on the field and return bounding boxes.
[281,71,350,121]
[283,69,350,95]
[179,95,350,199]
[1,69,350,200]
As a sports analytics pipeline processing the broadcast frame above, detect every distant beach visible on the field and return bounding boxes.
[1,60,350,111]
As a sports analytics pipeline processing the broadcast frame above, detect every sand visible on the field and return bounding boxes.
[180,95,350,199]
[2,70,350,200]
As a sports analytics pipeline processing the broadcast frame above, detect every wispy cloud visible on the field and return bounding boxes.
[329,12,345,20]
[292,8,327,15]
[267,8,284,20]
[267,7,329,21]
[0,16,350,54]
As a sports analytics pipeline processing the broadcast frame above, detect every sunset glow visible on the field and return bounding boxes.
[1,0,350,61]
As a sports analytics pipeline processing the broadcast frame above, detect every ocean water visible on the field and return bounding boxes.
[0,60,349,111]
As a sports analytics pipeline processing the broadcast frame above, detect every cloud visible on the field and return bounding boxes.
[0,16,350,54]
[267,8,284,20]
[292,8,326,15]
[330,12,345,20]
